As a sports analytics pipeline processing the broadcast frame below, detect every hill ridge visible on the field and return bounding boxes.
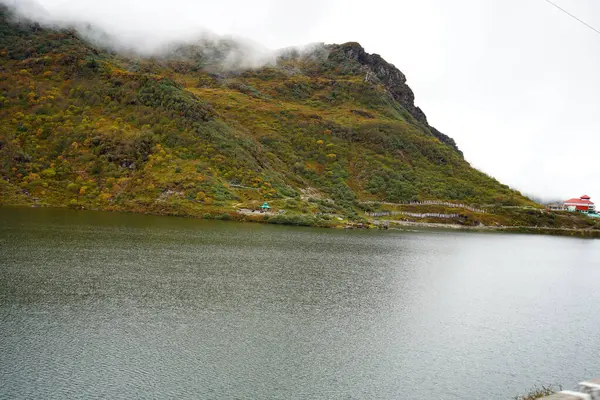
[2,4,552,228]
[326,42,461,154]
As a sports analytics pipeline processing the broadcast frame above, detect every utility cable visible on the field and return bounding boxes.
[544,0,600,36]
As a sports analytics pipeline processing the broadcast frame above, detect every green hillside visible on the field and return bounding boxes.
[3,5,596,233]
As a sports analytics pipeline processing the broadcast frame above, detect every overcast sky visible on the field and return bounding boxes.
[8,0,600,201]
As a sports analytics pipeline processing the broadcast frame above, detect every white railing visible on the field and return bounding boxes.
[367,211,461,219]
[364,200,486,214]
[540,378,600,399]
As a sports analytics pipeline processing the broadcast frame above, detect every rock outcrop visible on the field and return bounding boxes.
[328,42,462,156]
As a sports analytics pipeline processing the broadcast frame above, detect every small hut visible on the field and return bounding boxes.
[260,202,271,212]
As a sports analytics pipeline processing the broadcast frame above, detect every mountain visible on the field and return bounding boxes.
[0,5,558,227]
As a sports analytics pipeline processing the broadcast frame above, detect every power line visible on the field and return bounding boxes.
[544,0,600,36]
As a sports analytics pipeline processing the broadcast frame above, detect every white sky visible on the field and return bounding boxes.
[9,0,600,201]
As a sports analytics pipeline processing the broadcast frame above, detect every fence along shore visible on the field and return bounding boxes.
[363,200,486,214]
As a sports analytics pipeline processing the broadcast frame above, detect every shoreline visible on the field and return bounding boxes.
[382,219,600,238]
[3,202,599,238]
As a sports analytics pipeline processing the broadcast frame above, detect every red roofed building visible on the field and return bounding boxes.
[563,195,595,213]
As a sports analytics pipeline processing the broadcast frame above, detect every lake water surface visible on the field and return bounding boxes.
[1,207,599,399]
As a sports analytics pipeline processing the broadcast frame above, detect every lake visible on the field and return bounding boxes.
[1,207,599,399]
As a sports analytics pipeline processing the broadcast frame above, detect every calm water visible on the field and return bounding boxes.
[1,207,599,399]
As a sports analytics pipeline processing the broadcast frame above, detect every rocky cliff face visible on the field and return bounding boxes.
[328,42,461,156]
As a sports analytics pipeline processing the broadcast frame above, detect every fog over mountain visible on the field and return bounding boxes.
[3,0,599,202]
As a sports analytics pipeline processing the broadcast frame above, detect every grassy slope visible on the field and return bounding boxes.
[1,9,598,232]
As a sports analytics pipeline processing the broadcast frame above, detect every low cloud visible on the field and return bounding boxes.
[1,0,284,70]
